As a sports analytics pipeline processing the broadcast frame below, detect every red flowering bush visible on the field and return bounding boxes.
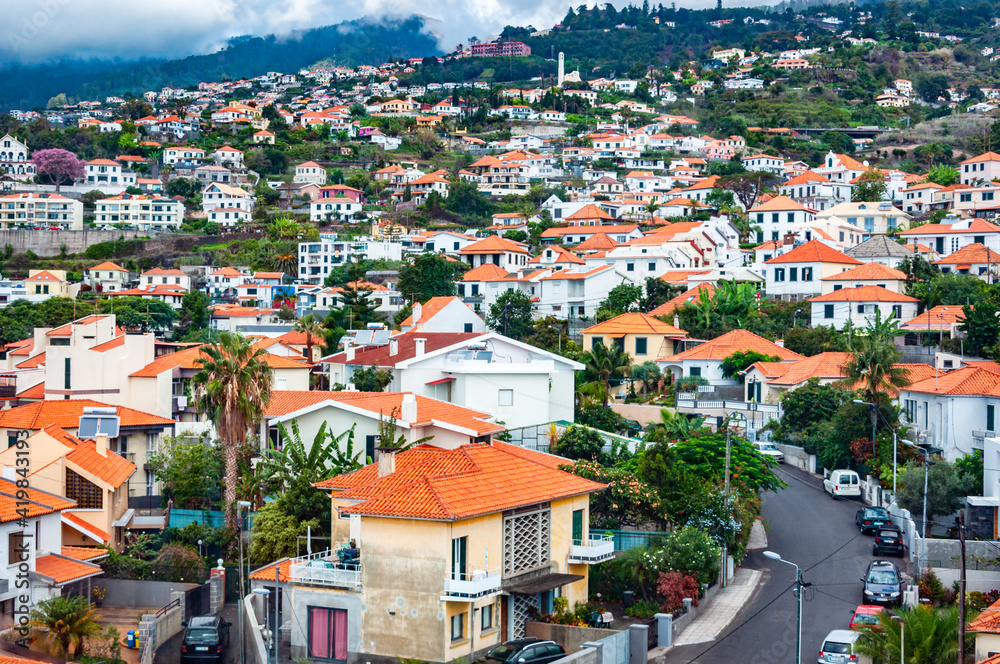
[656,571,700,614]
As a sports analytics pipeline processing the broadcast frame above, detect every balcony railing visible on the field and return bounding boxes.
[288,549,361,590]
[568,535,615,564]
[440,568,502,601]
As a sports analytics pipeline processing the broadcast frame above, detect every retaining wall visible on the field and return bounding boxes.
[774,444,817,474]
[932,567,1000,592]
[102,578,198,607]
[526,622,619,653]
[0,229,147,256]
[552,646,598,664]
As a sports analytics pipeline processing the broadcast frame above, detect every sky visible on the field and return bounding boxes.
[2,0,758,65]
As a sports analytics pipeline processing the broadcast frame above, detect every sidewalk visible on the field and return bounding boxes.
[671,567,763,647]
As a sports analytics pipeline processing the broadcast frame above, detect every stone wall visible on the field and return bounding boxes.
[1,229,148,256]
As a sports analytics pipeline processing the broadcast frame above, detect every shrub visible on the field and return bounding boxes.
[661,526,720,584]
[625,599,660,619]
[918,568,944,604]
[553,426,605,461]
[657,572,700,614]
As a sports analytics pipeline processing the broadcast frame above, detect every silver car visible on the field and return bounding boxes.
[753,441,784,463]
[818,629,865,664]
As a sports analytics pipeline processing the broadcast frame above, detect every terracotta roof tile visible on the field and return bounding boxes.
[249,559,294,582]
[934,243,1000,265]
[400,296,478,327]
[0,399,175,430]
[749,195,810,213]
[573,233,621,251]
[900,219,1000,236]
[66,440,136,488]
[63,512,110,543]
[529,246,586,265]
[321,332,480,366]
[460,263,512,282]
[668,330,804,362]
[808,286,919,303]
[566,204,614,221]
[89,261,127,272]
[0,479,75,523]
[34,553,103,584]
[583,313,687,336]
[963,360,1000,374]
[90,335,127,352]
[318,442,605,520]
[457,235,529,255]
[61,546,108,561]
[750,361,792,379]
[821,263,907,281]
[969,597,1000,634]
[130,344,309,377]
[649,284,715,317]
[903,366,1000,396]
[541,224,639,238]
[901,305,966,332]
[764,240,862,265]
[765,352,852,385]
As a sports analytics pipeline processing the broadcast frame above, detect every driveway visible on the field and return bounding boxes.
[152,603,239,664]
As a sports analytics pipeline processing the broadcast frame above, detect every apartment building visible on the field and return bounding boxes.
[95,194,185,230]
[0,193,84,230]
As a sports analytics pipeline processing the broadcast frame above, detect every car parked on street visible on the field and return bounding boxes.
[753,441,784,463]
[849,605,886,630]
[180,616,231,664]
[824,469,861,500]
[862,560,903,606]
[819,629,869,663]
[873,526,904,557]
[484,638,566,664]
[855,506,892,534]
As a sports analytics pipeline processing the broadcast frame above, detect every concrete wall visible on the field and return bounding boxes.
[669,582,720,640]
[931,567,1000,592]
[526,622,619,653]
[922,539,1000,571]
[243,594,269,664]
[610,403,666,425]
[551,646,598,664]
[774,444,817,474]
[138,590,184,664]
[102,578,198,607]
[0,229,147,257]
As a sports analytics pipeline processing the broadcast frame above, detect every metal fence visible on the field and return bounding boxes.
[606,530,671,551]
[168,508,256,530]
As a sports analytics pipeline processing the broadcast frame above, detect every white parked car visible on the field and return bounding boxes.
[753,442,783,463]
[823,469,861,500]
[819,629,870,664]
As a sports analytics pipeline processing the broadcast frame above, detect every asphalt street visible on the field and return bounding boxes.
[660,464,910,664]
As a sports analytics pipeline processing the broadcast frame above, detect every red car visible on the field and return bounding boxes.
[850,604,886,630]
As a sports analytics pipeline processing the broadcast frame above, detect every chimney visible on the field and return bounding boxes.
[412,303,422,325]
[96,434,108,457]
[414,338,426,357]
[775,339,785,348]
[376,447,396,478]
[401,393,418,423]
[389,338,399,356]
[346,344,356,362]
[673,315,681,329]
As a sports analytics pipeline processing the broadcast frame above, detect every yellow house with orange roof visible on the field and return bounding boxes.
[582,312,688,363]
[249,441,609,664]
[25,269,69,302]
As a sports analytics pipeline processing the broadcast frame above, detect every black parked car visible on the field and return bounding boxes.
[856,506,892,534]
[180,616,231,664]
[873,526,905,557]
[862,560,903,606]
[485,638,566,664]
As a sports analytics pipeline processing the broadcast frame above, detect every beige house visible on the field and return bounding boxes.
[250,441,609,664]
[817,201,910,237]
[961,151,1000,186]
[294,161,327,185]
[25,270,70,302]
[582,312,688,363]
[0,424,135,551]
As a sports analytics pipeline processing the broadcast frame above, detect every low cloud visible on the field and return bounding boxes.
[3,0,756,65]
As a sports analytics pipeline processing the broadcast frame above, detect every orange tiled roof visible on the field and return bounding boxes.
[46,315,110,336]
[0,399,175,430]
[25,270,64,282]
[0,478,75,523]
[897,364,941,384]
[783,170,830,186]
[649,284,715,317]
[63,512,110,543]
[903,366,1000,396]
[16,352,46,369]
[457,235,529,255]
[265,391,504,436]
[901,305,965,332]
[66,440,136,488]
[765,352,852,386]
[749,195,810,213]
[969,597,1000,634]
[130,344,309,377]
[400,296,477,327]
[574,233,621,251]
[808,285,919,303]
[61,546,108,561]
[659,270,711,285]
[541,224,639,238]
[582,312,687,337]
[900,219,1000,236]
[34,553,103,584]
[250,559,295,581]
[529,246,586,265]
[14,383,45,400]
[89,261,127,272]
[934,243,1000,265]
[567,204,614,221]
[749,361,792,379]
[764,240,861,265]
[142,267,187,276]
[821,262,907,281]
[668,330,805,362]
[961,151,1000,164]
[90,335,127,352]
[460,263,512,282]
[963,360,1000,374]
[317,442,606,521]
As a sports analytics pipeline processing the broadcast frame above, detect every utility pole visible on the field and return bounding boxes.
[959,509,967,664]
[722,423,731,589]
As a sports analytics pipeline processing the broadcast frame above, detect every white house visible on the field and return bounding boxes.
[201,183,254,214]
[899,218,1000,256]
[94,194,185,231]
[140,268,192,291]
[742,154,784,174]
[764,239,862,300]
[212,146,244,168]
[748,196,817,244]
[399,296,485,334]
[808,285,920,331]
[660,329,804,386]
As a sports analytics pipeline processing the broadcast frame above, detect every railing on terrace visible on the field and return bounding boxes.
[287,548,361,590]
[441,567,502,601]
[569,534,615,564]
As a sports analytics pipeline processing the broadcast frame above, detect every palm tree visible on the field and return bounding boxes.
[293,313,324,362]
[647,408,706,443]
[193,332,274,535]
[855,604,959,664]
[840,309,910,406]
[643,201,662,224]
[581,341,631,407]
[29,595,102,659]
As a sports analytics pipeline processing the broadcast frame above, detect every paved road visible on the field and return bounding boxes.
[660,465,910,664]
[153,603,239,664]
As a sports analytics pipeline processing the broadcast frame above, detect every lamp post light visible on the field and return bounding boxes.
[763,550,805,664]
[238,500,252,664]
[853,399,877,457]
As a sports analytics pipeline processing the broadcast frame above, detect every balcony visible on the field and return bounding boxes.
[288,549,361,591]
[440,568,502,601]
[568,535,615,564]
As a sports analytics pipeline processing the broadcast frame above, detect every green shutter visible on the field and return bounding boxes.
[989,405,995,432]
[572,509,583,545]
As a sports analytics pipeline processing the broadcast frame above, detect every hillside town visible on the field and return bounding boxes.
[7,2,1000,664]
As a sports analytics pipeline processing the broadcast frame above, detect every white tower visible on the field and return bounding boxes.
[558,52,565,87]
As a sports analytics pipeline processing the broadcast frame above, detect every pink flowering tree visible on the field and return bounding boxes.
[33,149,85,191]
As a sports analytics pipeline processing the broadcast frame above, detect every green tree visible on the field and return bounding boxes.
[856,604,958,664]
[783,325,848,356]
[776,378,850,441]
[646,408,706,443]
[552,425,605,461]
[248,499,322,564]
[176,290,210,340]
[596,282,644,321]
[924,164,960,187]
[352,364,392,392]
[955,451,984,496]
[897,458,965,530]
[398,254,460,300]
[261,420,364,487]
[631,361,661,395]
[671,434,785,494]
[29,596,102,659]
[192,332,274,535]
[96,297,176,333]
[660,526,720,585]
[293,313,324,363]
[852,168,888,203]
[959,301,1000,358]
[581,341,631,407]
[928,272,987,307]
[721,350,781,381]
[915,72,949,102]
[147,438,223,509]
[486,289,534,339]
[339,283,378,327]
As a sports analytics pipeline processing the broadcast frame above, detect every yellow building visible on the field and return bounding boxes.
[25,270,69,300]
[582,312,688,363]
[250,442,609,664]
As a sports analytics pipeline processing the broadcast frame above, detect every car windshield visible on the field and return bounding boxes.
[867,570,899,584]
[854,613,880,625]
[758,444,778,451]
[487,646,519,662]
[185,629,218,645]
[822,641,851,654]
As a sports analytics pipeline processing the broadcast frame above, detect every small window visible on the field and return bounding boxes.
[499,389,513,406]
[451,614,464,641]
[989,405,995,432]
[463,323,473,333]
[824,304,834,319]
[690,367,702,377]
[635,337,648,355]
[481,605,494,631]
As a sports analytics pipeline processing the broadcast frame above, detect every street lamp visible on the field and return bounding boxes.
[854,399,877,457]
[763,550,805,664]
[252,588,274,664]
[238,501,252,664]
[900,439,931,576]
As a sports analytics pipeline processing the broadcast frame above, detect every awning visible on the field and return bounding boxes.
[426,377,456,386]
[112,508,135,528]
[505,573,584,595]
